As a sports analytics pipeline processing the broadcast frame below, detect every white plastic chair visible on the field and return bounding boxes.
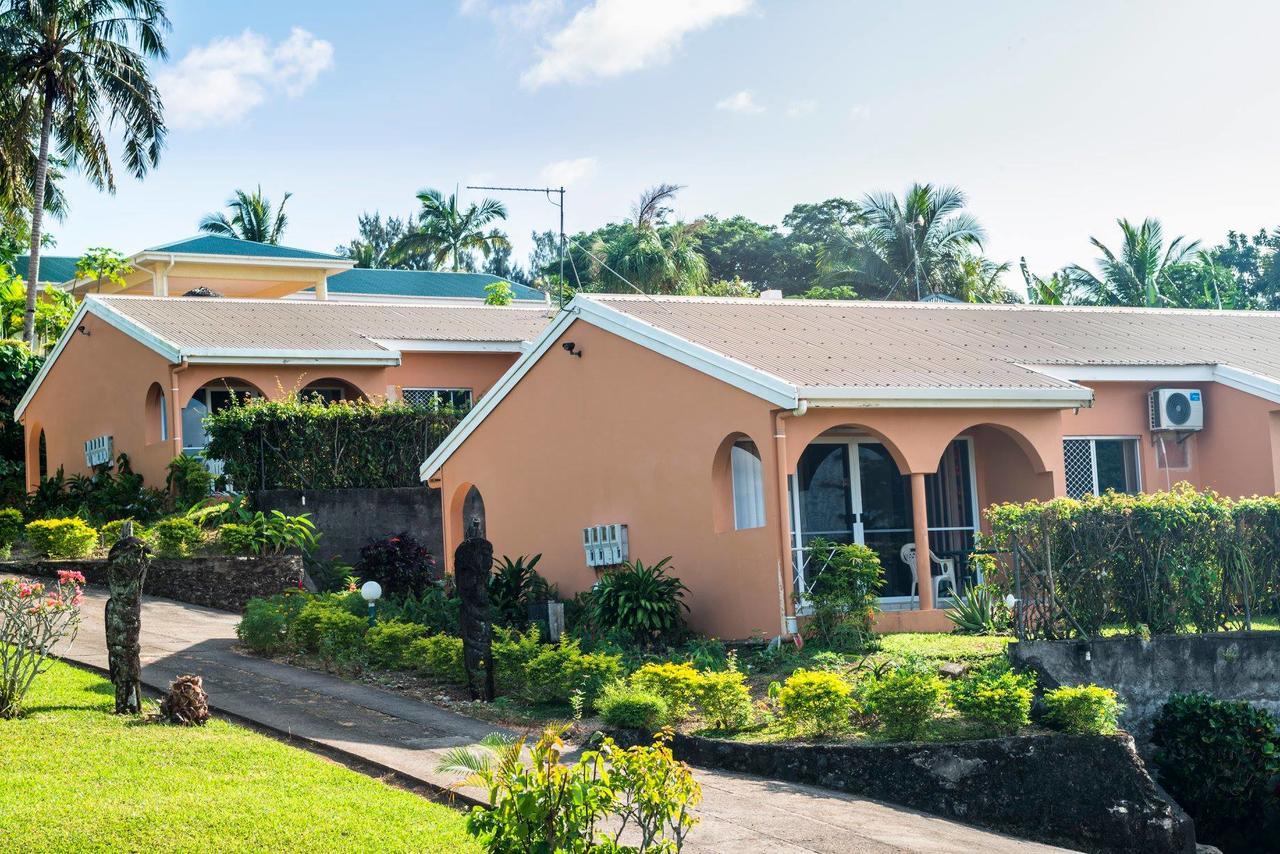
[900,542,958,604]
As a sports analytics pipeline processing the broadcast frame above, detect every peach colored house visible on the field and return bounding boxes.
[16,295,550,492]
[421,295,1280,639]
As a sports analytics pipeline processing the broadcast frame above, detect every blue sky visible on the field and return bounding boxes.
[51,0,1280,282]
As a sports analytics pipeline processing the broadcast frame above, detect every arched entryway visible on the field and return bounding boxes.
[299,377,365,404]
[182,378,263,454]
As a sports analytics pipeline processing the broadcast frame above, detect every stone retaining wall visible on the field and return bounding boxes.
[7,554,303,613]
[608,729,1195,854]
[256,487,442,567]
[1009,632,1280,747]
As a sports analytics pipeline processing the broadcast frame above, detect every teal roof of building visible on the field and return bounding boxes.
[326,268,546,301]
[144,235,346,261]
[14,255,81,284]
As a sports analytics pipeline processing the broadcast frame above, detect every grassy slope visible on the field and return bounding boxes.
[0,661,478,854]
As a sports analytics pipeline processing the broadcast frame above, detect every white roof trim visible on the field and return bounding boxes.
[372,339,528,353]
[14,300,92,421]
[132,249,353,273]
[420,307,580,481]
[800,384,1094,409]
[1026,362,1280,406]
[184,349,400,366]
[85,297,183,361]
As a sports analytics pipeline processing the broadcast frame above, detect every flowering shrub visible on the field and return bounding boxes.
[776,669,856,735]
[25,518,97,559]
[0,570,85,718]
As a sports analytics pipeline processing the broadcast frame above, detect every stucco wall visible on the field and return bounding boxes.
[20,322,519,493]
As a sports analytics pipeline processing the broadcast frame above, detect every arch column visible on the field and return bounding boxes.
[909,472,934,611]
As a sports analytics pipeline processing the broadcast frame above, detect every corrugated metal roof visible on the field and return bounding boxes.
[94,295,550,355]
[325,268,545,301]
[143,235,346,261]
[585,295,1280,390]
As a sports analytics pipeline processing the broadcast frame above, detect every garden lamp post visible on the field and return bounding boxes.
[360,581,382,627]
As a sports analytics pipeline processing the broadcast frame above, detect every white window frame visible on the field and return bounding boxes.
[403,387,473,410]
[1063,435,1142,497]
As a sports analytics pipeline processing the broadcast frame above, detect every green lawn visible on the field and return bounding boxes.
[0,661,479,853]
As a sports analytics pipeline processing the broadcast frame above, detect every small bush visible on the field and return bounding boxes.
[489,553,555,628]
[314,609,368,663]
[166,455,214,511]
[946,583,1012,635]
[356,532,437,598]
[491,625,544,695]
[950,669,1034,735]
[365,620,428,669]
[0,507,23,556]
[804,539,884,650]
[598,683,670,730]
[563,651,624,708]
[151,516,204,558]
[1152,692,1280,851]
[409,633,465,682]
[1041,685,1123,735]
[630,661,703,722]
[99,518,150,550]
[590,557,689,649]
[289,598,360,652]
[237,593,310,654]
[25,518,97,558]
[865,669,946,741]
[776,669,856,735]
[696,665,753,730]
[218,522,258,555]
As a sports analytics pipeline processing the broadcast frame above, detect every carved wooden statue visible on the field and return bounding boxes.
[105,523,150,714]
[454,535,494,702]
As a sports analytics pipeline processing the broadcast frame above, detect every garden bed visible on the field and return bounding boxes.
[607,727,1195,854]
[5,554,303,612]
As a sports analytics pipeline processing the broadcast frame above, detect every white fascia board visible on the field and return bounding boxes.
[183,349,401,366]
[572,298,799,409]
[1026,364,1218,383]
[372,339,527,353]
[84,297,184,362]
[1212,364,1280,405]
[14,300,93,421]
[800,384,1094,409]
[420,308,579,481]
[132,251,354,273]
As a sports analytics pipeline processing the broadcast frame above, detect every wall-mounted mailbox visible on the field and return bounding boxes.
[583,523,628,568]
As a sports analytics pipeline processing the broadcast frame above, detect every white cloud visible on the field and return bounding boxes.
[785,98,817,118]
[541,156,599,186]
[849,104,871,120]
[461,0,564,32]
[521,0,752,89]
[715,89,764,114]
[158,28,334,130]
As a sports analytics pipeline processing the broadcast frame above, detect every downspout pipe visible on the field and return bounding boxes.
[169,358,189,460]
[772,399,809,639]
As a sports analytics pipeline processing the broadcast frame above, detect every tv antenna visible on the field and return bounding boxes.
[466,184,565,308]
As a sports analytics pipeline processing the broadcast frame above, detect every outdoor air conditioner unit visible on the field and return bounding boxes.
[1149,388,1204,432]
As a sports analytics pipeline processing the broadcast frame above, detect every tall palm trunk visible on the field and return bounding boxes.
[24,89,54,347]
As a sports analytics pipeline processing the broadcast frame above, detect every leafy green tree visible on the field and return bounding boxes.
[481,240,527,283]
[393,188,509,272]
[0,0,168,346]
[336,212,427,269]
[823,183,986,300]
[589,185,708,295]
[1066,218,1199,307]
[74,247,127,293]
[1208,228,1280,310]
[797,284,859,300]
[697,215,787,289]
[0,337,39,501]
[483,280,514,306]
[199,187,291,244]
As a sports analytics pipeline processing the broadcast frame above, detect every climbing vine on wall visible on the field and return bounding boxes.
[204,395,466,491]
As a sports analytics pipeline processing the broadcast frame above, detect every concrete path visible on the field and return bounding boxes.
[49,583,1072,854]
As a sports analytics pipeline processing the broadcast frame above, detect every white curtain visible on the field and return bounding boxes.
[732,441,766,530]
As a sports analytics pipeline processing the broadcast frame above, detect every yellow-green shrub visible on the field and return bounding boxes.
[597,682,669,730]
[365,620,428,669]
[950,669,1034,735]
[1042,685,1123,735]
[409,633,465,682]
[151,516,204,558]
[26,518,97,559]
[99,518,150,550]
[865,669,946,741]
[696,666,753,730]
[0,507,24,556]
[630,661,703,722]
[776,669,856,735]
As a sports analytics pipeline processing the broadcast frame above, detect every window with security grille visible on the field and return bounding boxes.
[403,388,473,411]
[1063,438,1141,498]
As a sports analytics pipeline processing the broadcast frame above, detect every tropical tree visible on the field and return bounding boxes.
[590,184,708,295]
[0,0,169,346]
[199,187,291,244]
[74,246,127,292]
[392,188,509,272]
[1066,218,1199,307]
[1019,257,1082,305]
[833,184,986,300]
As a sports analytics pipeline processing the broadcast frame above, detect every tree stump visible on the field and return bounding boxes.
[454,536,494,702]
[105,523,150,715]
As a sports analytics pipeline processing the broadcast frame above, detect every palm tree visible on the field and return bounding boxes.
[392,188,509,271]
[592,185,709,294]
[199,187,292,244]
[0,0,169,346]
[1020,257,1082,305]
[1067,218,1199,307]
[839,183,986,300]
